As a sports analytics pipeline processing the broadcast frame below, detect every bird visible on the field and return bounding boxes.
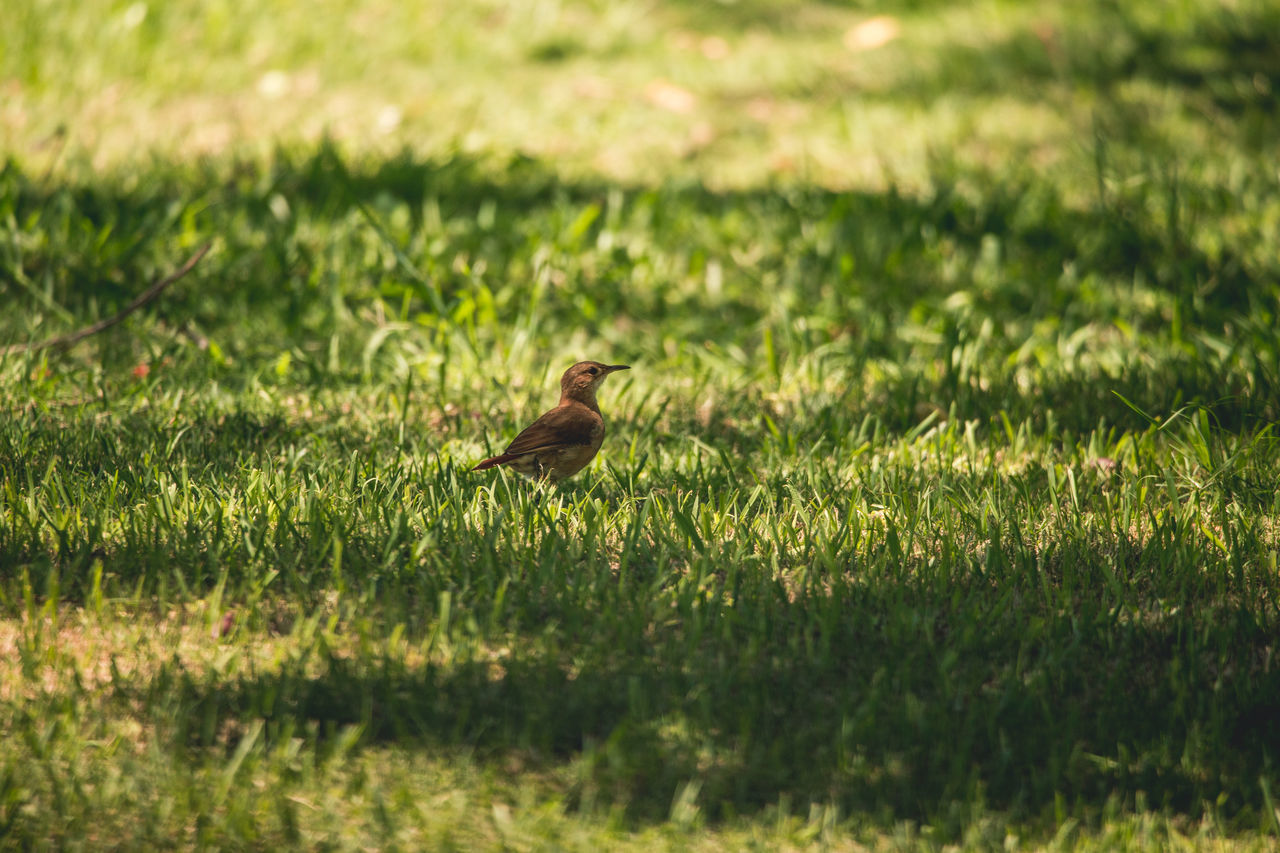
[469,361,630,482]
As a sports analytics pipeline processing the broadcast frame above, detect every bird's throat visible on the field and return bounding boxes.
[560,388,599,410]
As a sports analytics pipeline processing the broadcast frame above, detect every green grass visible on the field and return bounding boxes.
[4,0,1280,849]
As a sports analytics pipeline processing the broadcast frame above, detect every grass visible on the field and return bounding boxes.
[3,0,1280,849]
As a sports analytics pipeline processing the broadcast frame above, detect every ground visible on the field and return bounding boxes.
[2,0,1280,849]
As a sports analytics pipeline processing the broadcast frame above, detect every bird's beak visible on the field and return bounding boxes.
[605,364,630,373]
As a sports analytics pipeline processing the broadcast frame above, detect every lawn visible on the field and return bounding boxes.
[3,0,1280,849]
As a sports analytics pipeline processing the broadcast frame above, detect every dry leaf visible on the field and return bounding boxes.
[645,79,697,114]
[214,610,235,638]
[700,36,730,60]
[376,105,402,134]
[688,121,715,147]
[257,70,290,99]
[746,97,775,122]
[573,76,613,99]
[844,16,900,52]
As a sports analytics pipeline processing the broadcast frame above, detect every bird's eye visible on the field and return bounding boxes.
[587,367,599,375]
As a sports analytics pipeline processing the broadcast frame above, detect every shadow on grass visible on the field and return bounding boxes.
[845,1,1279,121]
[3,137,1272,314]
[0,408,379,596]
[0,409,300,484]
[1067,1,1280,117]
[133,549,1280,833]
[656,355,1280,451]
[4,146,1277,427]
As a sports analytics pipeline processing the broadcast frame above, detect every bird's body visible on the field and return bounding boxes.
[470,361,629,482]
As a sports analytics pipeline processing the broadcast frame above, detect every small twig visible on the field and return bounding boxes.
[38,124,71,188]
[2,242,212,357]
[175,320,211,351]
[154,319,211,351]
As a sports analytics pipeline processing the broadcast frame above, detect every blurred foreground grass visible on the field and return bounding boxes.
[3,0,1280,849]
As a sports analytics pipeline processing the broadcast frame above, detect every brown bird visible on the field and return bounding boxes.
[469,361,630,482]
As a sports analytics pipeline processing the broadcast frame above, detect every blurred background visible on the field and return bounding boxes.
[6,0,1277,191]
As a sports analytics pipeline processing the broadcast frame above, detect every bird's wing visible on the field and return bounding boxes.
[502,406,600,456]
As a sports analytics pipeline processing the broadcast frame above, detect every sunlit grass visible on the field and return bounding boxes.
[7,0,1276,190]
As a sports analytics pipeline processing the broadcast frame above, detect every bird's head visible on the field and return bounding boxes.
[560,361,629,402]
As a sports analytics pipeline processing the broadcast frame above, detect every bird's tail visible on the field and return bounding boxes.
[469,453,516,472]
